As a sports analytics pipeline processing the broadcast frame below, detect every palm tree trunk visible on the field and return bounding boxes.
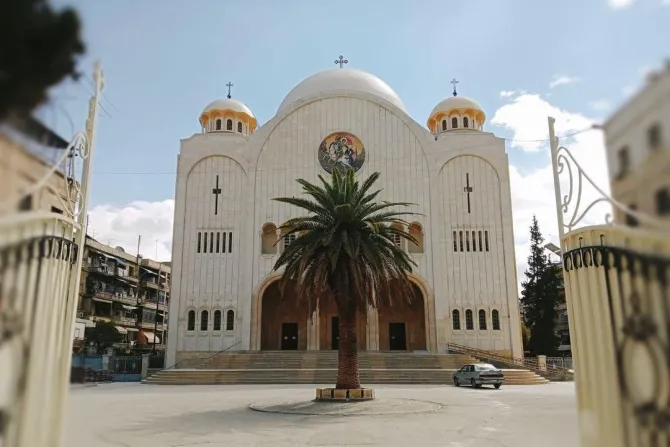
[335,305,360,389]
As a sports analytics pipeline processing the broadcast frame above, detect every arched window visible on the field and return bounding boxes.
[492,310,501,330]
[187,310,195,331]
[465,309,474,330]
[213,310,222,331]
[226,310,235,330]
[237,121,243,133]
[200,310,208,331]
[215,119,222,130]
[463,117,469,128]
[452,309,461,330]
[452,117,458,129]
[390,223,403,249]
[226,119,233,131]
[408,222,423,253]
[442,120,447,131]
[479,309,487,330]
[261,223,277,254]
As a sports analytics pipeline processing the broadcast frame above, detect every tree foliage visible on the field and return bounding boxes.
[520,216,561,356]
[85,321,122,354]
[0,0,85,121]
[273,169,417,389]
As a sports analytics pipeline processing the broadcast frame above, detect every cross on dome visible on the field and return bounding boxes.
[334,55,348,69]
[226,81,234,99]
[451,78,459,96]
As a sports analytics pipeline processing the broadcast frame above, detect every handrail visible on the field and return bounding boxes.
[158,341,242,373]
[446,342,573,381]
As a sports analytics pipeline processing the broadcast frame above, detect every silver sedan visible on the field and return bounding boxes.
[453,363,505,389]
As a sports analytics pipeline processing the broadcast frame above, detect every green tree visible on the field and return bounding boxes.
[0,0,85,121]
[520,323,531,353]
[85,321,122,354]
[520,216,561,356]
[273,169,416,389]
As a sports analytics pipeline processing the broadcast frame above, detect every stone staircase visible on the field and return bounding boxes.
[145,351,548,385]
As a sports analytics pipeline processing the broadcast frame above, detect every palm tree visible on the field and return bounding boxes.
[273,169,417,390]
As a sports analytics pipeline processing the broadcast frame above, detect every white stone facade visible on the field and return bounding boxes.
[166,69,523,367]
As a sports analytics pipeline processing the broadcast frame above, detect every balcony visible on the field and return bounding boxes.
[136,320,166,331]
[112,316,137,326]
[86,264,114,276]
[138,298,168,311]
[92,291,138,306]
[116,271,138,282]
[140,280,164,290]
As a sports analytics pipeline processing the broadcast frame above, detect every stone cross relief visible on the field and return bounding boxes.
[463,173,474,214]
[212,175,222,215]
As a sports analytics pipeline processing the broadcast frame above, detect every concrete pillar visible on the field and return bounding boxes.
[307,309,319,350]
[366,306,379,350]
[101,354,110,371]
[141,354,150,380]
[537,355,547,371]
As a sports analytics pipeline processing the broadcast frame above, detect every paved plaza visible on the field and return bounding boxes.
[65,382,579,447]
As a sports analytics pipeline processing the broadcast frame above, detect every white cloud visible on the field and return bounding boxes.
[492,93,611,290]
[491,93,593,151]
[608,0,636,8]
[87,200,174,262]
[549,75,580,89]
[500,90,516,98]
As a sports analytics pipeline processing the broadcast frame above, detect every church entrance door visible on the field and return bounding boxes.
[389,323,407,350]
[281,323,298,350]
[331,317,339,350]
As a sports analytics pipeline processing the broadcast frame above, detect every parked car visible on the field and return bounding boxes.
[453,363,505,389]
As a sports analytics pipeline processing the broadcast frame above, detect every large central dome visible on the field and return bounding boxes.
[277,69,406,113]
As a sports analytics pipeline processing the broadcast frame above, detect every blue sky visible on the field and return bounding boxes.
[43,0,668,266]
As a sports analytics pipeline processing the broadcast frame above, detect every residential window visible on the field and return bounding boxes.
[463,117,469,128]
[228,232,232,253]
[283,233,296,251]
[262,224,278,254]
[210,231,214,253]
[226,119,233,131]
[226,310,235,330]
[485,231,490,251]
[465,310,474,330]
[459,231,464,252]
[452,117,458,129]
[51,206,63,214]
[472,231,476,251]
[655,188,670,215]
[479,309,487,330]
[200,310,209,331]
[492,310,501,330]
[213,310,222,331]
[478,231,483,252]
[452,309,461,330]
[187,310,195,331]
[625,204,639,227]
[453,231,457,252]
[617,146,630,178]
[18,195,32,211]
[203,232,208,253]
[237,122,243,133]
[648,123,662,151]
[465,231,470,252]
[216,232,220,253]
[197,232,201,253]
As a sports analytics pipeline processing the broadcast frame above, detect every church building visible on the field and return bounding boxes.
[166,63,524,367]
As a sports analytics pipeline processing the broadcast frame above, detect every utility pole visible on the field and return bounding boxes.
[152,261,161,354]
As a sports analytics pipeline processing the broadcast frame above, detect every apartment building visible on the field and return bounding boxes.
[604,60,670,227]
[0,116,71,216]
[78,237,171,353]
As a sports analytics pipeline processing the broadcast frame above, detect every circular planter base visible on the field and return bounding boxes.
[316,387,375,401]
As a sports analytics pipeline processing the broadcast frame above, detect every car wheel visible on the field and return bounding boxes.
[470,379,477,388]
[494,384,502,390]
[454,377,460,387]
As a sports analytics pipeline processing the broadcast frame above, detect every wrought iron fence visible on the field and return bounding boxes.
[546,357,573,370]
[110,355,143,382]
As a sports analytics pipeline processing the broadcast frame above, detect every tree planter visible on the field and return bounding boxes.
[316,388,375,401]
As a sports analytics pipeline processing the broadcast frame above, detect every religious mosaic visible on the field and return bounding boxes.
[318,132,366,174]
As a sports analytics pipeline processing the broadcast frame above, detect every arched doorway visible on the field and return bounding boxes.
[377,283,426,351]
[318,294,367,351]
[260,281,309,350]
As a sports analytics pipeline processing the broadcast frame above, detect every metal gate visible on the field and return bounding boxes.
[110,356,142,382]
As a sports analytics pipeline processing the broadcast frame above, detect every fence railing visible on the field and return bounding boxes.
[446,342,574,381]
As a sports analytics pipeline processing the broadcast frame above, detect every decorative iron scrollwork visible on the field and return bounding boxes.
[564,244,670,441]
